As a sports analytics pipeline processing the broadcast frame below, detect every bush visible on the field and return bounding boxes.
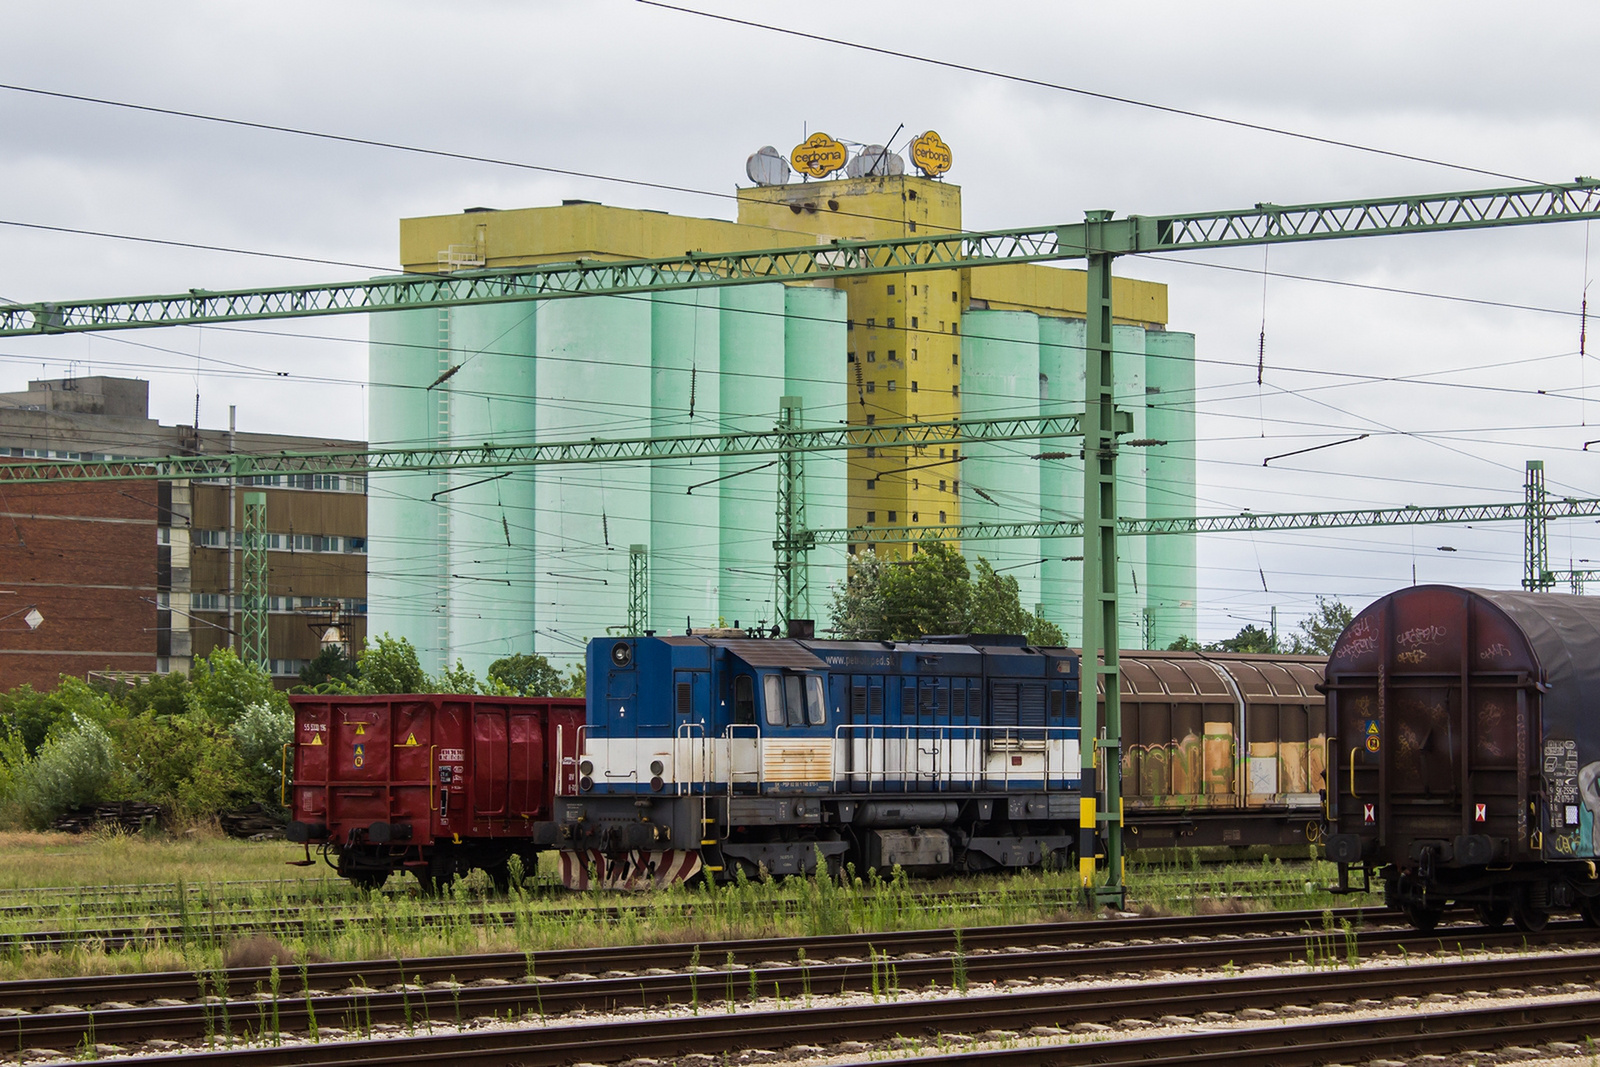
[12,719,118,828]
[113,710,245,821]
[230,701,294,814]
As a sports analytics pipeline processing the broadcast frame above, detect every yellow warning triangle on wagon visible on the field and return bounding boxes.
[310,735,322,746]
[355,723,365,735]
[404,733,419,746]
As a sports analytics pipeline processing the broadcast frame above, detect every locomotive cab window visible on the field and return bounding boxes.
[762,673,826,727]
[733,676,756,725]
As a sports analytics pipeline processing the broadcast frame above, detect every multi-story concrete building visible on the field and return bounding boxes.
[0,376,367,689]
[370,157,1198,675]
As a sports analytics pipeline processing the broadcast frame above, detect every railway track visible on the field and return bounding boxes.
[0,907,1569,1057]
[0,878,1353,952]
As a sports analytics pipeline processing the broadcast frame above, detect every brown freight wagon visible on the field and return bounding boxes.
[1108,652,1329,850]
[1325,585,1600,932]
[287,694,584,890]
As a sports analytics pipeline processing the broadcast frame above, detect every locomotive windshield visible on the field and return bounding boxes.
[763,673,826,727]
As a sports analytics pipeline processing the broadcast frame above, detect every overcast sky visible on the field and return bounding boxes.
[1,1,1596,643]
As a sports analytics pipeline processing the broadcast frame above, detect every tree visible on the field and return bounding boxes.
[297,646,358,690]
[487,653,563,697]
[828,544,1066,645]
[352,634,430,694]
[1210,624,1279,654]
[828,550,890,640]
[1290,596,1354,655]
[1166,635,1203,651]
[880,542,971,638]
[188,647,285,728]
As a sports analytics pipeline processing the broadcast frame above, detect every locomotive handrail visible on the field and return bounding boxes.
[1349,746,1359,799]
[280,743,291,806]
[830,723,1076,793]
[674,721,709,796]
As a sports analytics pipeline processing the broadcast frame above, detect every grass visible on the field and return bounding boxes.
[0,831,1376,982]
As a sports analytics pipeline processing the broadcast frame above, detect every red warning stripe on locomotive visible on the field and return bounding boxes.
[558,849,701,890]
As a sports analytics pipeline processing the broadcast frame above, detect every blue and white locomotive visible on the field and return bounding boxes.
[555,630,1083,889]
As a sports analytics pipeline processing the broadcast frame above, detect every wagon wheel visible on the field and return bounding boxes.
[484,862,513,894]
[1511,899,1550,933]
[1402,903,1444,933]
[349,870,388,891]
[1472,900,1511,929]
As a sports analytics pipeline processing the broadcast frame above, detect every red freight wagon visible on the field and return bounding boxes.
[286,694,584,891]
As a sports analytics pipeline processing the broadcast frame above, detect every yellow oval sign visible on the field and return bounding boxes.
[790,132,847,179]
[910,130,953,177]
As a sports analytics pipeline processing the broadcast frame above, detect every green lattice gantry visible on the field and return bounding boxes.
[0,180,1595,335]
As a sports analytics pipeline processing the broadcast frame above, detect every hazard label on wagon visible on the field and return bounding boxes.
[1363,803,1376,825]
[1364,720,1380,753]
[353,742,366,769]
[1474,803,1487,822]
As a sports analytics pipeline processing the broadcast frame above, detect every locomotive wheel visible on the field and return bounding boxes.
[1402,903,1445,933]
[1472,901,1511,928]
[1511,901,1550,932]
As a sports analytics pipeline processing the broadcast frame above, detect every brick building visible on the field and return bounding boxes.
[0,376,367,689]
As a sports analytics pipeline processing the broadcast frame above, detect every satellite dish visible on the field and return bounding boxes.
[746,146,791,187]
[845,145,905,178]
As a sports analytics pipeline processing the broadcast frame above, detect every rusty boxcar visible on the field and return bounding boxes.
[1325,585,1600,931]
[1115,652,1328,849]
[287,694,583,890]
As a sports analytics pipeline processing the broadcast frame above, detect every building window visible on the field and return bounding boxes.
[911,316,918,328]
[866,382,876,394]
[848,544,857,555]
[867,350,876,362]
[847,351,856,362]
[938,448,945,458]
[912,284,919,295]
[912,512,918,522]
[866,447,876,457]
[952,353,959,365]
[953,481,959,493]
[866,414,875,425]
[886,380,895,392]
[867,317,876,327]
[866,511,876,523]
[911,348,918,361]
[888,350,897,361]
[951,322,958,335]
[939,510,946,523]
[847,319,855,331]
[939,321,945,331]
[887,284,895,295]
[887,318,895,328]
[940,479,947,491]
[952,385,960,396]
[951,290,958,302]
[888,511,897,522]
[952,448,959,459]
[912,478,919,490]
[911,381,918,393]
[867,479,876,489]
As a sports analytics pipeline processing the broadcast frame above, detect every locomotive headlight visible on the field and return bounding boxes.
[579,759,594,777]
[650,759,664,776]
[579,776,594,792]
[650,776,664,792]
[610,641,633,667]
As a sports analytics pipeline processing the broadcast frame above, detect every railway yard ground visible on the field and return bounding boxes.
[3,831,1598,1064]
